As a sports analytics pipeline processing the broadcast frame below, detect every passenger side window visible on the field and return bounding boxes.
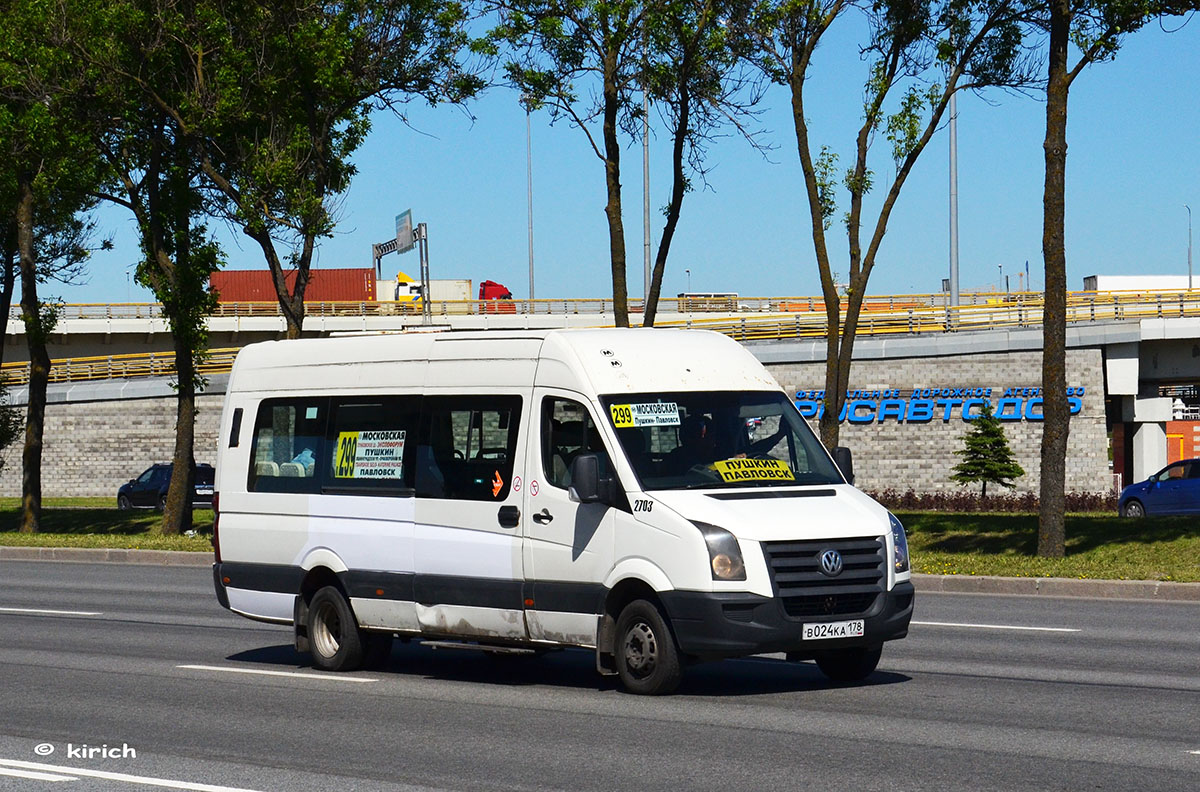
[542,397,610,489]
[248,399,328,494]
[325,396,419,495]
[416,397,522,500]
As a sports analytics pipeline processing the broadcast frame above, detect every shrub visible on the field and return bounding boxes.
[865,488,1117,514]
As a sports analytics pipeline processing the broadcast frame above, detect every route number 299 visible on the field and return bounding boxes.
[610,404,634,428]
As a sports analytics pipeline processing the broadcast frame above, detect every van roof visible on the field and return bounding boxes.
[227,328,780,396]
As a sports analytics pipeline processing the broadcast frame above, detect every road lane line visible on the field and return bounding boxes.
[912,620,1080,633]
[176,664,378,683]
[0,759,262,791]
[0,607,102,617]
[0,765,77,781]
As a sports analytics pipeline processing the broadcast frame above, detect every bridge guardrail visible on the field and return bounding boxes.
[4,290,1200,386]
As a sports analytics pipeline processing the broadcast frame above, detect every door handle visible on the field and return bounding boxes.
[497,505,520,528]
[532,509,554,524]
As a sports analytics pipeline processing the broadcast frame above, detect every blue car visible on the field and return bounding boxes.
[1119,459,1200,517]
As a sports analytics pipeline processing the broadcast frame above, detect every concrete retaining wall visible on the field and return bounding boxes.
[762,348,1111,495]
[0,348,1112,498]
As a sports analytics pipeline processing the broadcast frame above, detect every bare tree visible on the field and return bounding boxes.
[750,0,1038,448]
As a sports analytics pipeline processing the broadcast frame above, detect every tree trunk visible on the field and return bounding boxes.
[785,43,842,449]
[602,50,629,328]
[16,177,49,534]
[247,228,305,339]
[643,83,690,328]
[1038,0,1070,558]
[159,328,196,535]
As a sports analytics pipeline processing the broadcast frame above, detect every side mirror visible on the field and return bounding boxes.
[568,453,609,504]
[833,446,855,485]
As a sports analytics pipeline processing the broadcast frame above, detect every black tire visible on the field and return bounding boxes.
[117,495,132,511]
[156,494,167,512]
[1121,500,1145,518]
[614,599,683,695]
[815,645,882,683]
[307,586,365,671]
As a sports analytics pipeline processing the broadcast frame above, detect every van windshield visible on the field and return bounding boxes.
[600,391,844,490]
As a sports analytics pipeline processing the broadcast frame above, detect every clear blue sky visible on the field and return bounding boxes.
[62,15,1200,304]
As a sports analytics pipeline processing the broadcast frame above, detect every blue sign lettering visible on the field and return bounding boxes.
[792,386,1084,425]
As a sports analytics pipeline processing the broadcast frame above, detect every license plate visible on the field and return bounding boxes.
[803,619,865,640]
[196,488,214,496]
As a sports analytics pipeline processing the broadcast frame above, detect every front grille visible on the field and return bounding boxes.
[762,537,886,619]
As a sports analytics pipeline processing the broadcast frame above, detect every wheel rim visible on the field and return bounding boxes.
[1127,502,1143,517]
[311,601,342,659]
[622,620,658,680]
[118,496,129,510]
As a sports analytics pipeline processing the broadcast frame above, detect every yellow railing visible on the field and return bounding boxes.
[4,290,1200,386]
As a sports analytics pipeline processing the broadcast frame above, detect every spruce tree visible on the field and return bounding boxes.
[951,403,1025,498]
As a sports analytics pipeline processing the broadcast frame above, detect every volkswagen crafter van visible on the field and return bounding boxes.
[212,328,913,694]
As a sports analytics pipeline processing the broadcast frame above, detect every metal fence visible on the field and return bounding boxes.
[4,290,1200,386]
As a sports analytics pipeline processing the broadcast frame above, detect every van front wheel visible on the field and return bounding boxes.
[307,586,365,672]
[814,645,882,683]
[614,599,682,695]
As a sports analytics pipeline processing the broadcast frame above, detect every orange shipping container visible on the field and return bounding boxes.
[210,268,376,303]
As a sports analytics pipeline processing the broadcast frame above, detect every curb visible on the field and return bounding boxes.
[0,546,213,567]
[913,573,1200,602]
[2,548,1198,602]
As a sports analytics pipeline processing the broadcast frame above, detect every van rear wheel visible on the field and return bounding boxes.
[614,599,682,695]
[307,586,365,671]
[814,645,882,683]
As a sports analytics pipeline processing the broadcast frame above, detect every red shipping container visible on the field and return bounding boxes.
[211,268,376,303]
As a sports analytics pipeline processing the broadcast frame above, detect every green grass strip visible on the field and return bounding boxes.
[902,511,1200,582]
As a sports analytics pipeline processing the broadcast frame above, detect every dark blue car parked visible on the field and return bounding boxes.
[1119,459,1200,517]
[117,463,215,511]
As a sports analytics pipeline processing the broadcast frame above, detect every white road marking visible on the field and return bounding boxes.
[0,759,262,791]
[176,664,378,683]
[0,607,102,617]
[912,620,1080,633]
[0,765,77,781]
[1188,750,1200,755]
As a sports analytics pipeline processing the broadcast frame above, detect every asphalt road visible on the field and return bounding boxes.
[0,560,1197,792]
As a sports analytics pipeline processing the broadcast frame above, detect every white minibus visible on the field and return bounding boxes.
[212,328,913,694]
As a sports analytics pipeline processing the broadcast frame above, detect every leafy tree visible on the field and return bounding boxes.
[951,402,1025,497]
[195,1,483,339]
[65,0,224,534]
[641,0,768,326]
[491,0,646,327]
[749,0,1036,449]
[1033,0,1199,557]
[1,0,106,532]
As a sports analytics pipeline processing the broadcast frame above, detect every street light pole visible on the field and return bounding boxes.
[526,100,535,301]
[948,91,960,308]
[1187,204,1193,291]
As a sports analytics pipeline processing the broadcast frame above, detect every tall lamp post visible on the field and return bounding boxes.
[524,97,535,301]
[948,91,959,308]
[1187,204,1193,291]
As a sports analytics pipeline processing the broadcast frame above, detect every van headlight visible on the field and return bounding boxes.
[692,522,746,581]
[889,512,910,574]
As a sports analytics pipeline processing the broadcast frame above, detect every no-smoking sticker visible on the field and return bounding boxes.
[513,476,522,493]
[530,480,540,496]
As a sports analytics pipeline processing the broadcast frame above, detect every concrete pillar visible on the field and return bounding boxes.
[1122,395,1172,482]
[1130,422,1167,483]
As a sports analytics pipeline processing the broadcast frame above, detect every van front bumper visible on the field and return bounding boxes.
[659,581,914,660]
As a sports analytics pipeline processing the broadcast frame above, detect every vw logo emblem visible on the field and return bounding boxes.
[819,549,844,577]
